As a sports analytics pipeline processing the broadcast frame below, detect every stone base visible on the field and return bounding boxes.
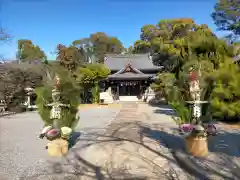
[185,136,208,157]
[47,138,68,157]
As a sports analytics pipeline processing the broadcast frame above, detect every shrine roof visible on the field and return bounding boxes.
[108,72,154,80]
[104,53,162,71]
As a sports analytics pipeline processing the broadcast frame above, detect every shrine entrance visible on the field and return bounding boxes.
[119,83,140,96]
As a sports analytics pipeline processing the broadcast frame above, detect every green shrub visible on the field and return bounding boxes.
[36,69,80,129]
[91,83,100,103]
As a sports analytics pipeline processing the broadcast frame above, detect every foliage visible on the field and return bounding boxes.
[134,18,237,122]
[132,40,151,54]
[75,63,110,84]
[74,63,110,103]
[212,0,240,41]
[0,63,45,107]
[91,83,100,103]
[211,59,240,119]
[56,32,124,71]
[36,67,80,129]
[151,73,176,101]
[170,101,192,124]
[17,39,47,63]
[72,32,124,63]
[56,44,84,71]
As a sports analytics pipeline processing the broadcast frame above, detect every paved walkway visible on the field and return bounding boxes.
[0,107,120,180]
[26,102,186,180]
[1,102,239,180]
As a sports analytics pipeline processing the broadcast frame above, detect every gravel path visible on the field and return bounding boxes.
[0,107,120,180]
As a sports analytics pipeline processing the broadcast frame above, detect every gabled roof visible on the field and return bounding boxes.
[113,62,144,75]
[104,53,162,71]
[107,62,154,80]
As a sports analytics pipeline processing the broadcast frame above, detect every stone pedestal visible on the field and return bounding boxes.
[185,136,208,157]
[47,139,68,157]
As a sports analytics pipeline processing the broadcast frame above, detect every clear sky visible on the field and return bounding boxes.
[0,0,227,60]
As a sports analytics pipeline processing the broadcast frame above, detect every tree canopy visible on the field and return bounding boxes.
[17,39,47,63]
[212,0,240,41]
[56,32,124,71]
[72,32,124,63]
[0,63,46,107]
[56,44,84,71]
[74,63,110,85]
[135,18,239,122]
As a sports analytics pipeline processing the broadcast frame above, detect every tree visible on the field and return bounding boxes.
[72,32,124,63]
[56,44,84,71]
[131,24,159,54]
[211,59,240,120]
[72,38,94,63]
[142,18,236,122]
[74,63,110,103]
[36,67,80,128]
[126,46,134,54]
[132,40,151,54]
[0,28,10,43]
[0,62,45,109]
[17,39,47,63]
[0,28,11,61]
[212,0,240,41]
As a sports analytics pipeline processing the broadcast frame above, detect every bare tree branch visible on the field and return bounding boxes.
[0,28,11,43]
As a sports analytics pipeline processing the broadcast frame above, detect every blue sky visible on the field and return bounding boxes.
[0,0,227,60]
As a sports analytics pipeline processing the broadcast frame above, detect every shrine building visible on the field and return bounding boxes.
[101,53,163,102]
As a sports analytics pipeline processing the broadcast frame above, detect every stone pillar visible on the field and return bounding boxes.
[117,85,119,100]
[107,87,112,95]
[27,93,31,107]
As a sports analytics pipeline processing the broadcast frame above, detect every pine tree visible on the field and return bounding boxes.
[211,59,240,120]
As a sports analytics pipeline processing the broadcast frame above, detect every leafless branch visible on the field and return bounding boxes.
[0,28,11,43]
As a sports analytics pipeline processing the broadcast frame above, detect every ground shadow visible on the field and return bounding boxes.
[147,100,178,117]
[141,126,240,180]
[208,130,240,157]
[153,108,178,117]
[21,121,240,180]
[68,131,82,149]
[21,122,184,179]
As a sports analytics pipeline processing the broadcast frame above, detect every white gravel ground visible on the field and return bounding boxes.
[0,107,120,180]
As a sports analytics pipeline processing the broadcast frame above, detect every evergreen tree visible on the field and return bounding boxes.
[211,59,240,120]
[36,67,80,128]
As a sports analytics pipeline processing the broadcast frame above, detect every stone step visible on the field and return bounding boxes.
[119,96,140,102]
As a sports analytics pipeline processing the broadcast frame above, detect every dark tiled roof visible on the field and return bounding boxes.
[104,54,162,70]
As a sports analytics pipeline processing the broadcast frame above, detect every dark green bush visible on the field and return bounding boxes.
[36,68,80,129]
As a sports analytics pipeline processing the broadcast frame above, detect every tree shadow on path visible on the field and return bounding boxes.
[21,121,185,180]
[141,126,240,180]
[21,121,240,180]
